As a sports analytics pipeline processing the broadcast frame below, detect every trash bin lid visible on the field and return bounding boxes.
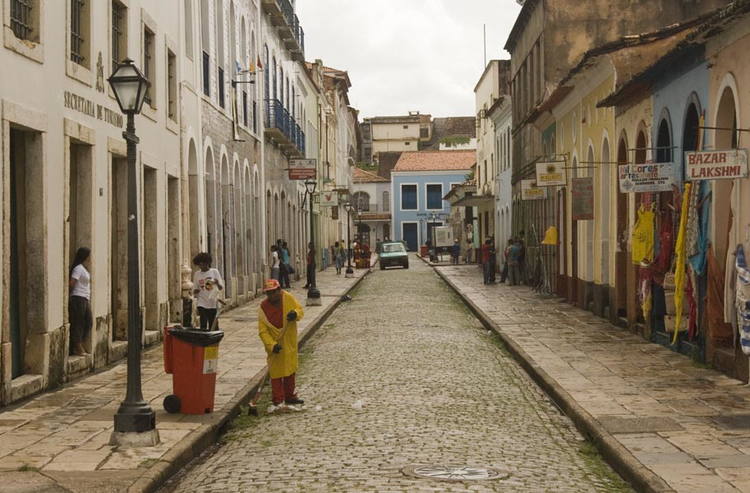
[168,327,225,346]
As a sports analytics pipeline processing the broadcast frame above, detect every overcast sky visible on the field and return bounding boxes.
[296,0,522,119]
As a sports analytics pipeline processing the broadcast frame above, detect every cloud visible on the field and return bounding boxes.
[296,0,521,118]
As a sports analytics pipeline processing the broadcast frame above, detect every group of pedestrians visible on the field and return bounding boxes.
[471,236,526,286]
[269,240,294,289]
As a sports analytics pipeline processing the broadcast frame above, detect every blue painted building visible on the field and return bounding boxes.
[390,151,475,251]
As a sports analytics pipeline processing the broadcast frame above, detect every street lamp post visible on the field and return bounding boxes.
[344,202,354,278]
[305,180,321,306]
[108,59,159,447]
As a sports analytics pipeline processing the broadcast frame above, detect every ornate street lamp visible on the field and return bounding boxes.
[108,59,159,447]
[343,202,354,278]
[304,180,321,306]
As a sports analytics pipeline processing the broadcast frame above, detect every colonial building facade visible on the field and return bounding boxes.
[0,0,358,406]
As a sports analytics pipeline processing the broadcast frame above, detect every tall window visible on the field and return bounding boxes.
[10,0,35,41]
[383,191,390,212]
[242,91,248,127]
[70,0,89,66]
[426,184,443,210]
[401,184,417,210]
[201,0,210,96]
[167,50,177,120]
[143,27,155,107]
[263,45,270,100]
[184,0,193,60]
[280,67,284,106]
[272,57,277,100]
[111,1,127,73]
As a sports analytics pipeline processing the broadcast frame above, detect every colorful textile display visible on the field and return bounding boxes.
[735,245,750,355]
[632,206,655,266]
[689,181,710,276]
[672,182,692,345]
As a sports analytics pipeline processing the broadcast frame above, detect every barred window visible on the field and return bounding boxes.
[70,0,87,65]
[111,1,127,73]
[143,27,155,106]
[10,0,34,41]
[167,50,177,120]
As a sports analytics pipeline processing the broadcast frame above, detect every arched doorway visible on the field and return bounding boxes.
[714,86,738,262]
[188,140,200,256]
[600,137,611,286]
[220,156,232,296]
[615,134,629,320]
[205,147,216,259]
[585,145,594,284]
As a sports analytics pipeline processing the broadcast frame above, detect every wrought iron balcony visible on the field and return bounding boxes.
[261,0,305,61]
[264,99,304,157]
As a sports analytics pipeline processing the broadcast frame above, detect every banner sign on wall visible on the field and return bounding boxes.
[618,162,675,193]
[535,161,567,186]
[319,190,338,207]
[521,179,547,200]
[572,177,594,220]
[685,149,748,181]
[288,159,317,180]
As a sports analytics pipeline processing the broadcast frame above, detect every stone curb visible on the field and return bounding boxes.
[426,259,674,493]
[128,269,372,493]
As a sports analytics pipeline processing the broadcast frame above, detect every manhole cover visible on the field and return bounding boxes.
[402,464,509,481]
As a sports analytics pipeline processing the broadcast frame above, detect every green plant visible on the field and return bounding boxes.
[440,136,471,148]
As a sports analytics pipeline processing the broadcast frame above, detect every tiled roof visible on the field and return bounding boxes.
[353,167,389,183]
[393,151,476,172]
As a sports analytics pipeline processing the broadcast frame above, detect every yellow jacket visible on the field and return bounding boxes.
[258,291,305,379]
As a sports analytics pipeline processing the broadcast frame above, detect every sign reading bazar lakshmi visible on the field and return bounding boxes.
[685,149,748,180]
[618,162,675,193]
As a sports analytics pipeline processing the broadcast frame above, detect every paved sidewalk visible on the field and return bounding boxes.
[436,264,750,493]
[0,266,370,493]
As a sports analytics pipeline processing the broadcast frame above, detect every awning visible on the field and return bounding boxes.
[451,195,495,207]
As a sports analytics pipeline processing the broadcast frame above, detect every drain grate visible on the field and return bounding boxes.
[402,464,510,481]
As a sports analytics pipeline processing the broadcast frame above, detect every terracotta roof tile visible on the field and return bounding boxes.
[353,167,389,183]
[393,151,476,172]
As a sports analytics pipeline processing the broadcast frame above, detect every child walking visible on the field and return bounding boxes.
[192,252,224,330]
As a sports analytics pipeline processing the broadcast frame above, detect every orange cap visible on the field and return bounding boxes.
[263,279,281,292]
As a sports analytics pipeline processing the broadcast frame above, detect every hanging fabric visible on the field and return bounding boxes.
[672,182,692,344]
[632,206,655,265]
[689,181,711,276]
[707,246,734,346]
[653,208,674,275]
[736,245,750,355]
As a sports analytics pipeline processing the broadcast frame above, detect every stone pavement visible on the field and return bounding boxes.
[435,264,750,493]
[164,257,631,492]
[0,265,369,493]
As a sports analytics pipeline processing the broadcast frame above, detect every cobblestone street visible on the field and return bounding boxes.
[165,257,630,492]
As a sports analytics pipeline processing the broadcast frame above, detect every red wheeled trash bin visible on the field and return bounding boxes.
[163,326,224,414]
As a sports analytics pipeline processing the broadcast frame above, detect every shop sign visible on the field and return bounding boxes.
[685,149,748,181]
[572,177,594,220]
[288,159,317,180]
[535,161,566,186]
[319,190,338,207]
[618,162,675,193]
[521,179,547,200]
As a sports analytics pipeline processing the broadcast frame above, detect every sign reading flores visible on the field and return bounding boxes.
[618,162,675,193]
[685,149,748,180]
[535,161,566,186]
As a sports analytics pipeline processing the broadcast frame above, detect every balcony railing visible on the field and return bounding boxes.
[264,98,304,157]
[261,0,305,61]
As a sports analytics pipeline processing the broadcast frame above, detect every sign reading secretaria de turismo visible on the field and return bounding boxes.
[685,149,748,180]
[288,159,317,180]
[618,162,676,193]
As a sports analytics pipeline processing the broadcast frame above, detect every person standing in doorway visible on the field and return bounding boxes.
[258,279,305,413]
[465,238,474,264]
[270,245,281,281]
[451,239,461,265]
[334,241,345,275]
[500,239,513,283]
[303,243,316,289]
[481,238,492,284]
[508,239,522,286]
[192,252,224,330]
[489,237,498,283]
[280,241,292,289]
[69,247,92,356]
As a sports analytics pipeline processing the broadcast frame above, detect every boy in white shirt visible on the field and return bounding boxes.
[192,252,224,330]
